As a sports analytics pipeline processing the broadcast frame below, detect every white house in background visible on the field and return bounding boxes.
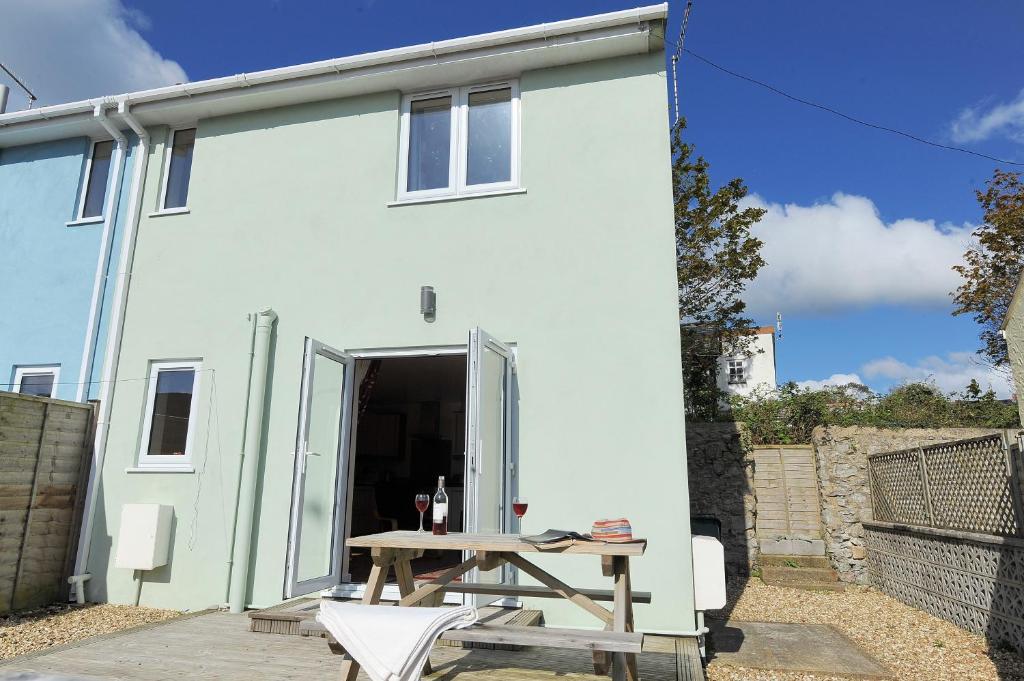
[718,326,777,397]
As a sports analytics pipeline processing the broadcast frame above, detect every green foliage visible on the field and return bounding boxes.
[952,169,1024,365]
[730,380,1020,445]
[673,118,766,420]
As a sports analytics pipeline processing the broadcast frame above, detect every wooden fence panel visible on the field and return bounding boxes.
[0,392,95,613]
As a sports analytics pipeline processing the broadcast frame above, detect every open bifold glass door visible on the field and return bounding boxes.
[464,327,516,606]
[285,339,354,598]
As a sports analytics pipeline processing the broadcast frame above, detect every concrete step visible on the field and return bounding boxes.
[759,538,825,556]
[761,565,844,592]
[760,555,832,570]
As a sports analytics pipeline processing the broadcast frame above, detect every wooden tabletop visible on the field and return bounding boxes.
[346,531,647,556]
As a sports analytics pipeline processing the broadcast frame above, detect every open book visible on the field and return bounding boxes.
[520,529,594,546]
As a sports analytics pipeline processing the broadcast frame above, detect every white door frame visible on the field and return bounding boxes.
[284,339,355,598]
[321,342,519,604]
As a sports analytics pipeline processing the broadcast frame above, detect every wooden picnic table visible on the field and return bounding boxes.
[335,530,647,681]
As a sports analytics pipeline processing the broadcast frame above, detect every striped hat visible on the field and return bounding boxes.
[591,518,633,543]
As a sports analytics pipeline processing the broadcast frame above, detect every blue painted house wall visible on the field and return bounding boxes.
[0,134,134,401]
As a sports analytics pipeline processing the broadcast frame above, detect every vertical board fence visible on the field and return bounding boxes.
[0,392,95,613]
[865,431,1024,654]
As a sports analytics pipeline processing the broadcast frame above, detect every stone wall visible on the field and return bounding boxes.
[810,426,1007,584]
[686,422,757,574]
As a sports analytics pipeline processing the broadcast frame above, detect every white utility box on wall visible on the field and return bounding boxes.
[114,504,173,570]
[692,535,727,611]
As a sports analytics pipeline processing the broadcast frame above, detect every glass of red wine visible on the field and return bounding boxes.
[415,494,430,532]
[513,497,528,521]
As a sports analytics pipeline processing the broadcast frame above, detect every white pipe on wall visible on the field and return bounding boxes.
[228,308,278,613]
[222,312,259,606]
[71,101,151,593]
[75,105,128,403]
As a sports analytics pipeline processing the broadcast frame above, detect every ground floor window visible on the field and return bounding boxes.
[12,365,60,398]
[137,360,201,469]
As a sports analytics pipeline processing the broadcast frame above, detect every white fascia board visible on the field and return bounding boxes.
[0,4,666,147]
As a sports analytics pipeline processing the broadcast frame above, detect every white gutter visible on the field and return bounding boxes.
[229,308,278,613]
[0,4,666,130]
[71,100,151,594]
[75,105,128,402]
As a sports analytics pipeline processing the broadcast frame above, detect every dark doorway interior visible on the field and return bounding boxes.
[345,354,466,583]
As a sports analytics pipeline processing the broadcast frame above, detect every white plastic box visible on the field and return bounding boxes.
[692,534,727,611]
[114,504,173,570]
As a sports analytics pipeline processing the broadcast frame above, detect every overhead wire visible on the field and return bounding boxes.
[660,22,1023,166]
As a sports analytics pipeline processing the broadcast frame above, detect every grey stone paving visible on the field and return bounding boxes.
[710,620,889,677]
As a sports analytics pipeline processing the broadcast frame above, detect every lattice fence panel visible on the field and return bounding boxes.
[868,447,929,526]
[868,434,1023,536]
[925,436,1019,535]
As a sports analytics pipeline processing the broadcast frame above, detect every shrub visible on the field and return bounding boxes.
[726,380,1020,445]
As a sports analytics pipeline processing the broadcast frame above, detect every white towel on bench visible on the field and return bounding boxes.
[317,601,478,681]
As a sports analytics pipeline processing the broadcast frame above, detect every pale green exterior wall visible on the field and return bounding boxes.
[1007,281,1024,427]
[86,52,695,632]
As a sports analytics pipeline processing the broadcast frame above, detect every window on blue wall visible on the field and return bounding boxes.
[78,140,114,220]
[13,365,60,398]
[161,128,196,210]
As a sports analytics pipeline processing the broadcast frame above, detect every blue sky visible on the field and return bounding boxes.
[2,0,1021,396]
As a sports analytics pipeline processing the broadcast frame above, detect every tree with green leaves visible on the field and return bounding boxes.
[673,118,766,419]
[953,169,1024,365]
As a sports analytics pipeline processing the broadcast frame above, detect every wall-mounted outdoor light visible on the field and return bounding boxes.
[420,286,436,323]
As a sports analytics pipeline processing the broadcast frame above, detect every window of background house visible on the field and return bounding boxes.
[398,81,519,200]
[161,128,196,210]
[727,359,746,385]
[138,361,201,468]
[13,366,60,398]
[78,140,114,220]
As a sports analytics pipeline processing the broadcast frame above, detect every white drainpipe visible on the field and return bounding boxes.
[75,104,128,403]
[71,100,151,598]
[228,308,278,613]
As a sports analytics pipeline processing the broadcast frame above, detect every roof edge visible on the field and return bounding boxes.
[0,4,667,130]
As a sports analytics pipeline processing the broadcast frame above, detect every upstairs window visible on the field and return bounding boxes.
[13,365,60,398]
[727,359,746,385]
[398,81,519,201]
[138,361,201,468]
[78,140,114,220]
[160,128,196,210]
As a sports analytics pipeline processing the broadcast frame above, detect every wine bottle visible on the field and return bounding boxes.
[432,476,449,535]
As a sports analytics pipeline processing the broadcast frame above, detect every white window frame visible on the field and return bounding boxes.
[158,126,197,212]
[137,360,202,470]
[12,365,61,398]
[727,359,746,385]
[75,139,112,221]
[397,80,520,202]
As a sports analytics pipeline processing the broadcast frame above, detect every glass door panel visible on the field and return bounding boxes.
[285,339,354,597]
[465,328,515,604]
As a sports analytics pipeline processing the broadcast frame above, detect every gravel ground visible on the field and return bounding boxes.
[705,577,1024,681]
[0,603,179,661]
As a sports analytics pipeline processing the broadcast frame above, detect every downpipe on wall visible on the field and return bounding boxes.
[75,104,128,402]
[70,101,150,601]
[222,312,259,607]
[228,308,278,613]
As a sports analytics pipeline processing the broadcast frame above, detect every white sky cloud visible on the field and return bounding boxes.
[796,373,865,391]
[742,193,974,316]
[0,0,187,109]
[950,90,1024,145]
[861,351,1012,398]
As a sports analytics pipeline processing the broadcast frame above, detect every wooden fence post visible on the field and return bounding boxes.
[1002,432,1024,536]
[917,446,934,528]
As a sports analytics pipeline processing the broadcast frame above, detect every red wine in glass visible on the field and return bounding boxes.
[513,497,528,518]
[415,494,430,532]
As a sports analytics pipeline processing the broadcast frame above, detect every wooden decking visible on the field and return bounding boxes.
[0,611,704,680]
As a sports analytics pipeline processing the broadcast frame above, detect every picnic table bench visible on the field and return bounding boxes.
[331,531,647,681]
